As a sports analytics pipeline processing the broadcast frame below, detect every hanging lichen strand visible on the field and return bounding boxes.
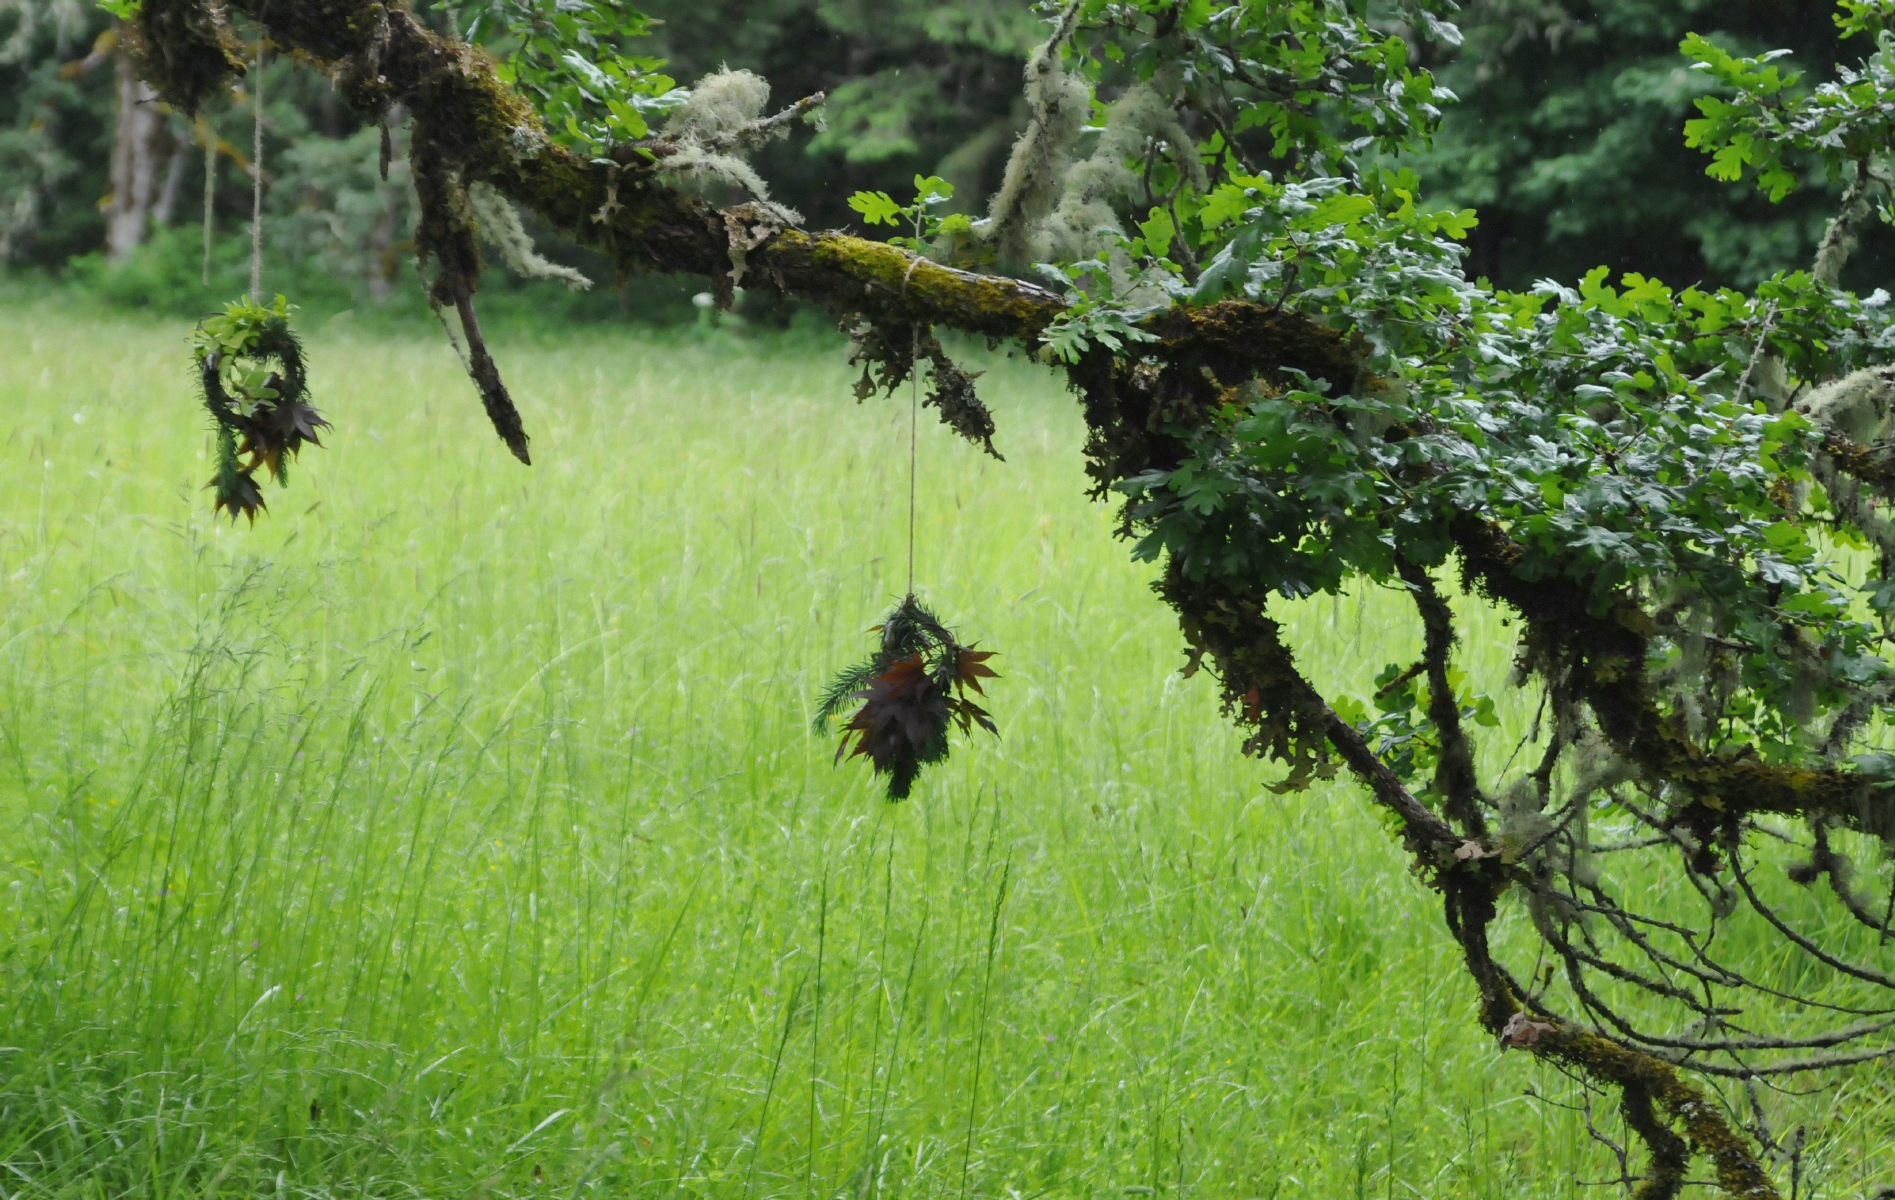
[114,0,1895,1191]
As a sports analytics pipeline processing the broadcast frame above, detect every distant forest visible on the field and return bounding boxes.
[2,0,1885,308]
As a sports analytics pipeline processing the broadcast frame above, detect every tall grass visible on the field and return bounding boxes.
[0,297,1889,1198]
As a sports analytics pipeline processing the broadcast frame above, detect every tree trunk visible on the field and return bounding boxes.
[365,204,395,303]
[104,46,169,260]
[151,133,188,228]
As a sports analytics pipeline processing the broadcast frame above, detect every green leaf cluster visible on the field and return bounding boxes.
[1332,666,1498,805]
[1118,165,1895,761]
[191,292,293,364]
[471,0,685,153]
[1683,25,1895,199]
[1068,0,1457,170]
[847,174,971,252]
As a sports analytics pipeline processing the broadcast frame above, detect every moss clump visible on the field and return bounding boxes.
[126,0,246,115]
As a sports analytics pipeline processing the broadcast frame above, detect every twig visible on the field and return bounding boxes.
[449,280,532,464]
[1731,300,1778,407]
[702,91,826,153]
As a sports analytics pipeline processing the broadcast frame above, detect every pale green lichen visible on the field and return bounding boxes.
[658,68,779,200]
[1037,78,1203,271]
[981,4,1088,269]
[469,182,592,290]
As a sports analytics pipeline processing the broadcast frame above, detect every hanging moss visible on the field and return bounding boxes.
[124,0,246,116]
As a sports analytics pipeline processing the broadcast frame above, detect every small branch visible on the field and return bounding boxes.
[1398,559,1487,836]
[700,90,826,153]
[1805,819,1895,937]
[1619,1082,1689,1200]
[1813,157,1878,287]
[1732,851,1895,990]
[1575,1086,1637,1194]
[1731,301,1777,407]
[1373,659,1425,698]
[449,280,531,464]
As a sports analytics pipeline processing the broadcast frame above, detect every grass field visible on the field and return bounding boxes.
[0,297,1889,1199]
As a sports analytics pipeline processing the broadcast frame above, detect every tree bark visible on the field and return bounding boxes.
[151,128,188,227]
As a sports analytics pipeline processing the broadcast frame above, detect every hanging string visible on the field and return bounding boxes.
[249,26,264,299]
[199,117,215,288]
[908,322,919,598]
[899,253,924,600]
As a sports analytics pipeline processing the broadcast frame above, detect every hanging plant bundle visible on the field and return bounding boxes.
[192,295,329,522]
[814,596,999,800]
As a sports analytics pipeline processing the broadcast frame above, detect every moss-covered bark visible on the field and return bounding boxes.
[1452,516,1890,843]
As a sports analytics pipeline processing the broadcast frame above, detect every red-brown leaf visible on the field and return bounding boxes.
[954,647,999,695]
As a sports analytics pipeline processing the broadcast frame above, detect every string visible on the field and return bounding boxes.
[899,253,922,601]
[200,118,214,287]
[250,26,264,299]
[908,322,918,597]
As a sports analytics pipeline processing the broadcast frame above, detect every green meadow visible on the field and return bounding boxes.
[0,298,1889,1198]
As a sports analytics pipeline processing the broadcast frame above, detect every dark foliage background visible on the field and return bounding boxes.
[1409,0,1894,291]
[1,0,1886,310]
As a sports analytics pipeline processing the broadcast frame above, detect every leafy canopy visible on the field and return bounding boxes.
[469,0,687,153]
[941,0,1895,790]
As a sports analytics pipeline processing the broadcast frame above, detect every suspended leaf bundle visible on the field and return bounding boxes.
[192,295,328,522]
[815,596,998,800]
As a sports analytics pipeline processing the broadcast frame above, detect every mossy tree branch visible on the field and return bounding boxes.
[121,2,1868,1191]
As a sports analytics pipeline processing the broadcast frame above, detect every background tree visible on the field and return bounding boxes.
[639,0,1042,230]
[1408,0,1889,289]
[0,0,111,262]
[20,0,1895,305]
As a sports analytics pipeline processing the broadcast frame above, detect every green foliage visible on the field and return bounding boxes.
[1039,290,1159,364]
[1114,374,1401,596]
[1000,0,1895,774]
[1004,0,1456,292]
[1189,168,1478,307]
[1840,0,1895,38]
[1332,663,1499,806]
[1067,0,1456,170]
[1682,27,1895,199]
[1409,2,1862,289]
[192,290,290,362]
[847,173,971,252]
[468,0,684,153]
[1124,172,1895,758]
[191,293,326,521]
